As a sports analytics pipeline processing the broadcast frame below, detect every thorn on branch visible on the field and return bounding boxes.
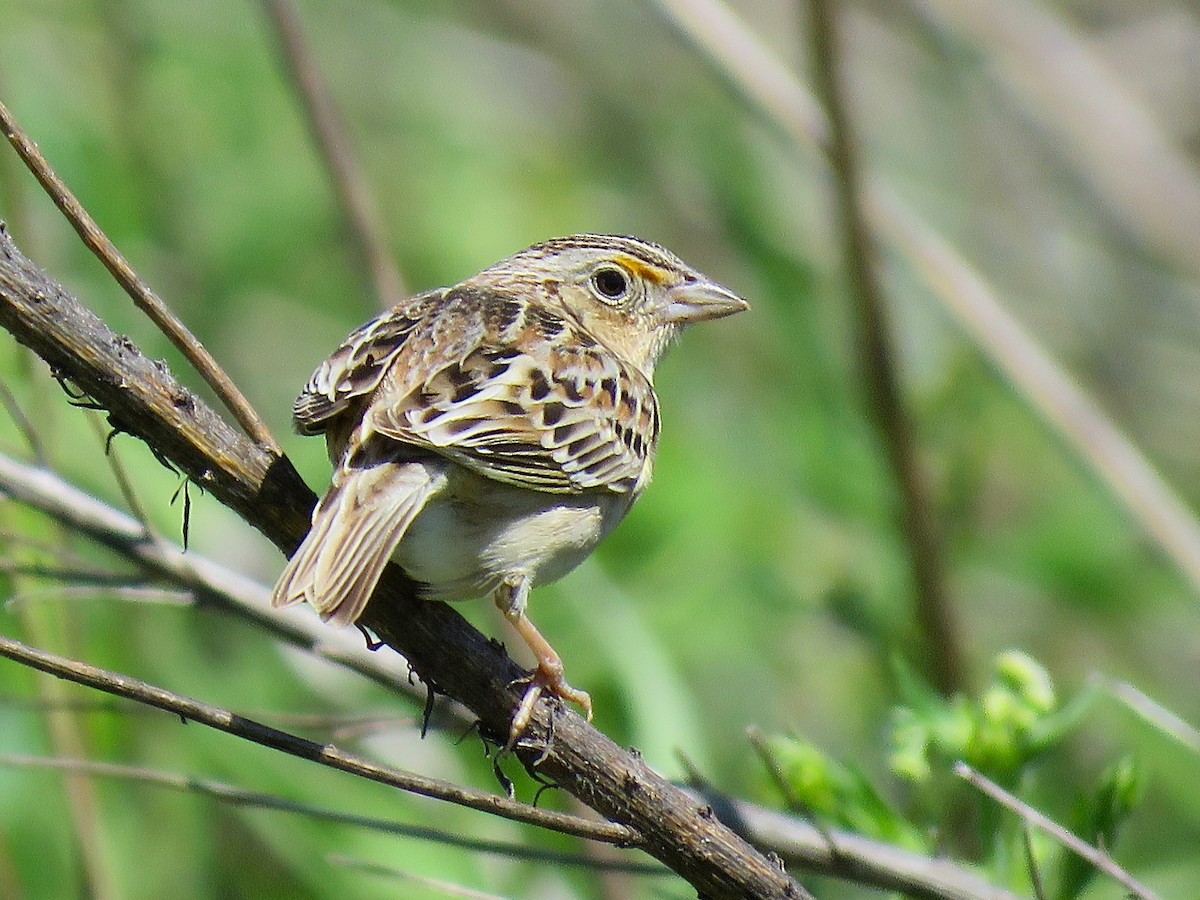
[355,623,383,651]
[491,754,515,799]
[52,369,102,409]
[421,676,436,739]
[531,776,561,809]
[170,476,201,550]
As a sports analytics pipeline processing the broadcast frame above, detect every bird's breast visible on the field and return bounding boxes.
[393,469,635,601]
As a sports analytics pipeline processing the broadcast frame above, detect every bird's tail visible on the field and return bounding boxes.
[272,460,442,625]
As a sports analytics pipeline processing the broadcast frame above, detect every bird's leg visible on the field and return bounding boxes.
[494,574,593,748]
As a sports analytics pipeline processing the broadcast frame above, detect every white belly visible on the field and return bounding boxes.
[393,472,631,601]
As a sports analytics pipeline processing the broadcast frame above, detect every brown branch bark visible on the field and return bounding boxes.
[0,222,802,898]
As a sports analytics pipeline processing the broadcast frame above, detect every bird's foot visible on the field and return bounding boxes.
[507,659,592,750]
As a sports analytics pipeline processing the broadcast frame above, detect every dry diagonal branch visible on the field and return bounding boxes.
[0,100,277,451]
[0,225,802,897]
[956,763,1157,900]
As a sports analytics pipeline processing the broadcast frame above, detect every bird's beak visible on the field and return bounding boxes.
[656,279,749,325]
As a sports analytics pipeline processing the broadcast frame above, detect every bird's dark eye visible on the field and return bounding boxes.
[591,266,630,303]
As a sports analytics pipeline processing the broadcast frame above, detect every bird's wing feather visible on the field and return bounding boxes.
[368,288,659,494]
[293,289,447,435]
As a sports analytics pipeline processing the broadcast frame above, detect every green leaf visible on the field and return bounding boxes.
[1054,755,1144,900]
[769,736,927,850]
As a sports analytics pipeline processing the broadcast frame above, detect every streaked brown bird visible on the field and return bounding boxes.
[272,234,748,742]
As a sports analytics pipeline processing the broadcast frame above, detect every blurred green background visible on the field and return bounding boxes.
[2,0,1199,896]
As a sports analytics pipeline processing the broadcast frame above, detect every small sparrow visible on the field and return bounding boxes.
[272,234,747,742]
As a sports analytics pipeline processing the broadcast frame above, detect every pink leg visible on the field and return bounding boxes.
[495,576,593,747]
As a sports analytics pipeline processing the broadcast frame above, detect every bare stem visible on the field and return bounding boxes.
[0,99,278,451]
[0,375,46,465]
[807,0,963,695]
[259,0,407,310]
[0,635,637,845]
[956,762,1158,900]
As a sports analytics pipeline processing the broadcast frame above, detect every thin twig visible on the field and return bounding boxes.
[955,762,1158,900]
[806,0,962,695]
[677,746,819,899]
[259,0,406,310]
[0,635,639,846]
[0,755,664,877]
[747,728,803,812]
[0,99,278,451]
[0,375,47,465]
[685,784,1021,900]
[0,695,160,716]
[746,726,837,853]
[86,412,153,533]
[0,693,417,733]
[4,584,193,608]
[648,0,1200,602]
[0,561,133,584]
[1103,677,1200,754]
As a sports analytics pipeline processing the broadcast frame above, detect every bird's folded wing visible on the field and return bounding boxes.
[292,289,447,436]
[366,291,660,495]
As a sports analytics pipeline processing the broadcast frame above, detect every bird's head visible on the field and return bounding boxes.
[476,233,748,375]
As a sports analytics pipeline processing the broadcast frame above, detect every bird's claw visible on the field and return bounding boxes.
[506,663,592,750]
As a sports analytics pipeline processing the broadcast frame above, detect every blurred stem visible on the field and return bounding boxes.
[0,833,18,899]
[0,99,279,452]
[910,0,1200,279]
[956,763,1158,900]
[7,542,117,899]
[259,0,407,311]
[806,0,964,697]
[652,0,1200,610]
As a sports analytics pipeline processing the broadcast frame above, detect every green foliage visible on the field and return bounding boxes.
[764,734,929,851]
[0,0,1197,897]
[762,651,1147,894]
[1054,755,1144,900]
[889,650,1092,785]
